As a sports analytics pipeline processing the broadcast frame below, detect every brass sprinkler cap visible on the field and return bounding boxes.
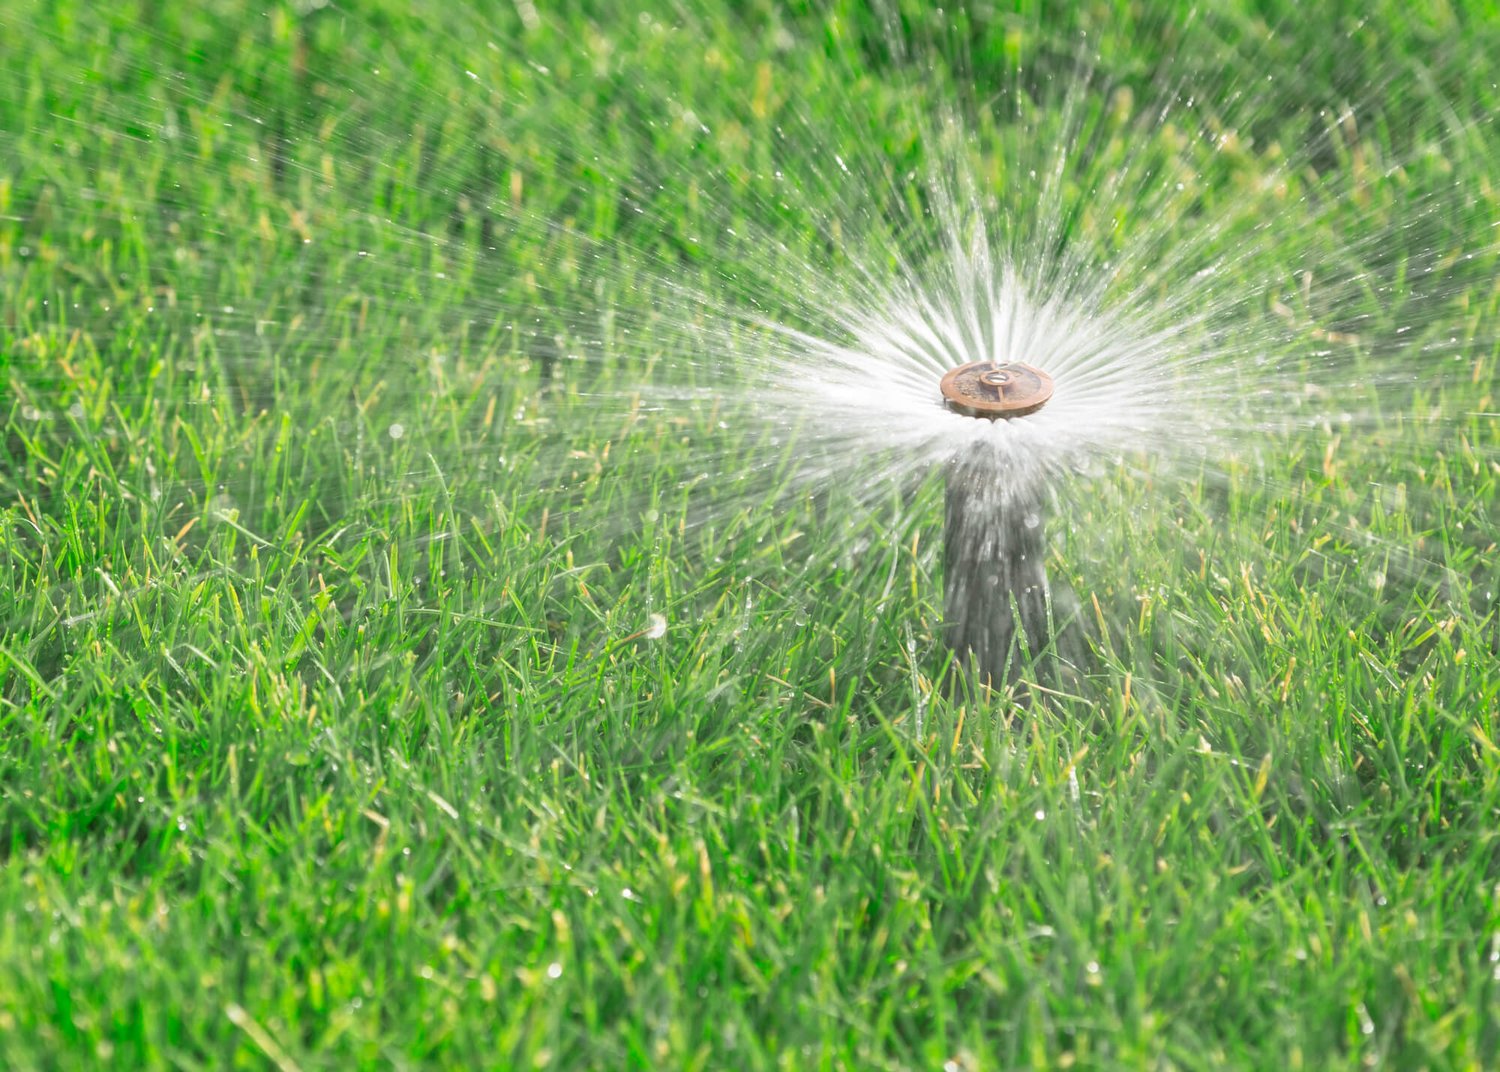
[939,361,1054,419]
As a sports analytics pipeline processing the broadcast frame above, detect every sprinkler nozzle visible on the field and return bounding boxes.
[940,361,1054,419]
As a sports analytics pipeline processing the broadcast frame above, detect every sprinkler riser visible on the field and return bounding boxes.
[938,360,1054,688]
[943,456,1050,688]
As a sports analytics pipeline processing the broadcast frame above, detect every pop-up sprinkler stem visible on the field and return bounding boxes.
[939,361,1055,687]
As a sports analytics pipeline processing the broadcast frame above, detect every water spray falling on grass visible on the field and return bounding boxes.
[2,2,1496,710]
[606,39,1500,696]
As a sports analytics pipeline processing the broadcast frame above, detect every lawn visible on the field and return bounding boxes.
[2,1,1498,1068]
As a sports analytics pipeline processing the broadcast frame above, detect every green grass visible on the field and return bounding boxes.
[2,1,1499,1069]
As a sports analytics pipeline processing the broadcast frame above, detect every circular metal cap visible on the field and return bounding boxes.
[939,361,1055,419]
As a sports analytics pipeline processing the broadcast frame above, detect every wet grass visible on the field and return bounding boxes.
[2,1,1499,1069]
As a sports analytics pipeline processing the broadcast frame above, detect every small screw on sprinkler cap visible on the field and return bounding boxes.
[939,361,1055,419]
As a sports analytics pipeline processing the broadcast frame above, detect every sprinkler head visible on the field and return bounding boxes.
[940,361,1054,419]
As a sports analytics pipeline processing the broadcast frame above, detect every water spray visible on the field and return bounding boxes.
[938,361,1055,688]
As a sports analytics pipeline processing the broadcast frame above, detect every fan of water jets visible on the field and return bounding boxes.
[596,37,1499,686]
[3,2,1496,695]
